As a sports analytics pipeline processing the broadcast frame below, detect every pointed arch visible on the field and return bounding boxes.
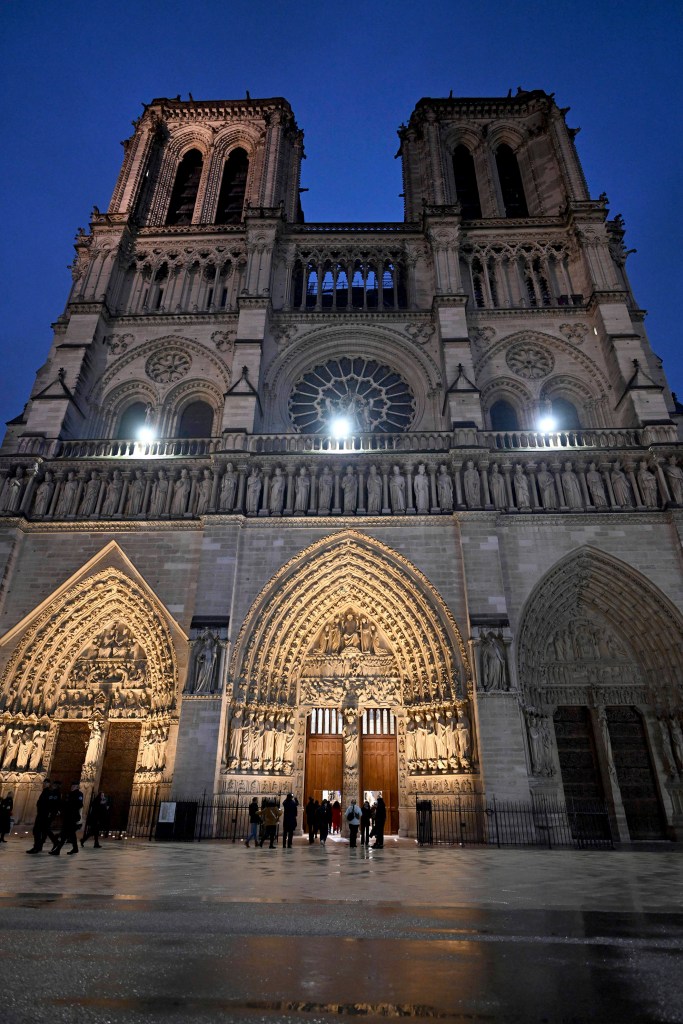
[230,530,470,707]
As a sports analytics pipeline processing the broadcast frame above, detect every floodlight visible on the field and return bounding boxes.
[330,416,351,440]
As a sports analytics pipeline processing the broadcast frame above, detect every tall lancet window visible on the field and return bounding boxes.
[452,145,482,219]
[215,148,249,224]
[495,144,529,218]
[166,149,204,225]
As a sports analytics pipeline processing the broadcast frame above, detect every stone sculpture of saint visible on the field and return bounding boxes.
[219,463,237,511]
[437,465,453,511]
[455,710,471,763]
[463,460,481,508]
[55,471,79,517]
[658,717,676,776]
[586,462,607,508]
[343,710,359,771]
[246,468,262,514]
[341,465,357,513]
[489,464,507,510]
[389,465,406,513]
[561,461,583,509]
[171,468,191,514]
[414,463,429,513]
[610,461,632,507]
[527,710,552,777]
[536,461,557,509]
[33,471,55,517]
[637,461,658,508]
[513,465,530,509]
[366,465,382,514]
[665,456,683,505]
[101,470,123,516]
[227,706,244,766]
[318,466,333,514]
[2,467,24,513]
[294,467,310,513]
[79,471,100,516]
[193,630,218,692]
[126,469,146,515]
[480,632,509,691]
[149,469,169,516]
[195,468,212,516]
[269,467,285,514]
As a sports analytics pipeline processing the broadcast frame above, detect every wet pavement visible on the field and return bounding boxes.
[1,834,683,1022]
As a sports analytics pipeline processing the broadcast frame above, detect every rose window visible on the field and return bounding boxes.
[288,358,415,433]
[145,350,192,383]
[505,343,554,380]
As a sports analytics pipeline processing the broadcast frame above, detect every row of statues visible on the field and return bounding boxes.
[404,706,472,771]
[525,709,554,777]
[226,706,297,774]
[1,454,681,520]
[0,723,48,772]
[658,714,683,778]
[136,724,169,772]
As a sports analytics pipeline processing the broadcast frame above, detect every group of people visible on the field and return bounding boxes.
[18,780,112,855]
[244,793,387,850]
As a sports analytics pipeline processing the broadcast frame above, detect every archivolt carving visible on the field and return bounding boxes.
[517,546,683,711]
[0,568,179,720]
[230,530,470,707]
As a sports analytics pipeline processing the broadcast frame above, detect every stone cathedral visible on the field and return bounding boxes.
[0,88,682,843]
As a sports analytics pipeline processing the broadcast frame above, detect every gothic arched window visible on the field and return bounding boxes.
[177,400,214,438]
[166,149,203,226]
[490,400,519,431]
[551,397,581,430]
[495,144,528,218]
[453,145,482,219]
[116,402,148,440]
[215,148,249,224]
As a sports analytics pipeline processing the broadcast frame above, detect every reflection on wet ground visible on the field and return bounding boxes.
[1,837,683,1022]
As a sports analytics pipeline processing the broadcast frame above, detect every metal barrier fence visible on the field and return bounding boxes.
[416,796,613,849]
[121,793,279,842]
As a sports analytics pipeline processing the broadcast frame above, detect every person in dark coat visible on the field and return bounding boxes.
[27,780,60,854]
[0,792,13,842]
[281,793,299,848]
[316,798,330,845]
[81,792,111,848]
[50,781,83,855]
[244,797,260,847]
[259,800,282,849]
[360,799,372,846]
[372,795,387,848]
[305,797,317,844]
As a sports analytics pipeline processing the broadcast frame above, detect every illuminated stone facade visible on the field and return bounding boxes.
[1,90,682,840]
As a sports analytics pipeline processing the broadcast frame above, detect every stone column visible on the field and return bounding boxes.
[479,461,492,510]
[259,468,271,516]
[332,466,342,515]
[356,466,366,514]
[381,466,390,514]
[503,465,515,510]
[308,465,317,514]
[453,461,464,508]
[236,466,247,512]
[429,464,439,513]
[209,468,221,512]
[284,467,295,516]
[406,464,415,514]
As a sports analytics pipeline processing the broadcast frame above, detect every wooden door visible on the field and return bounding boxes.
[361,735,399,833]
[49,722,89,792]
[98,723,142,831]
[554,705,604,801]
[304,735,343,806]
[607,707,666,840]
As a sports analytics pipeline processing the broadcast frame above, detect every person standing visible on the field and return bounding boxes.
[259,800,282,849]
[360,799,372,846]
[0,792,13,842]
[305,797,317,844]
[281,793,299,849]
[316,799,330,845]
[372,795,387,849]
[244,797,260,848]
[50,781,83,855]
[331,799,342,835]
[345,798,361,848]
[81,792,111,849]
[26,780,59,854]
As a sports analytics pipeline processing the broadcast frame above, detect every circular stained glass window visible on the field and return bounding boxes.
[288,358,416,434]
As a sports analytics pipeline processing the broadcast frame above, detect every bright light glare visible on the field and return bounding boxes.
[538,416,557,433]
[136,426,156,444]
[330,416,352,440]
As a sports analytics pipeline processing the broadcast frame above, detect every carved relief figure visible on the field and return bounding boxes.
[1,467,24,513]
[414,464,430,513]
[101,470,123,516]
[171,469,191,515]
[227,706,244,766]
[149,469,169,516]
[389,465,406,512]
[463,460,480,508]
[536,462,557,509]
[366,465,382,514]
[513,465,530,508]
[561,461,583,509]
[269,467,285,514]
[586,462,608,508]
[665,456,683,504]
[343,710,359,771]
[480,632,509,691]
[294,467,310,513]
[193,629,219,693]
[318,466,333,514]
[33,471,55,516]
[55,471,79,517]
[126,470,146,516]
[437,465,453,511]
[610,461,633,507]
[341,465,357,513]
[219,463,237,511]
[246,468,262,514]
[195,468,213,516]
[527,710,553,776]
[489,464,507,510]
[455,709,471,765]
[79,471,101,516]
[637,461,658,508]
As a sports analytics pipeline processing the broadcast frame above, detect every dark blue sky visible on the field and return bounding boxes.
[1,0,682,425]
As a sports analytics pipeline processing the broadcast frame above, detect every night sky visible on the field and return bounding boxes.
[1,0,682,426]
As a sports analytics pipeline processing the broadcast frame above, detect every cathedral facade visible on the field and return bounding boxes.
[0,90,682,842]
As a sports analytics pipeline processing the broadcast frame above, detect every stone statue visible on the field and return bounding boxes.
[246,468,262,514]
[126,469,146,515]
[294,467,310,513]
[366,465,382,514]
[669,716,683,774]
[389,465,406,512]
[193,629,218,692]
[269,467,285,514]
[586,462,608,508]
[480,632,509,691]
[343,709,359,771]
[463,460,480,508]
[610,461,632,507]
[55,471,79,517]
[527,710,553,776]
[170,468,191,514]
[561,461,583,509]
[489,464,507,510]
[455,709,471,764]
[637,461,658,508]
[658,717,676,776]
[437,465,453,511]
[318,466,333,514]
[341,465,357,513]
[227,706,244,766]
[219,463,237,511]
[536,462,557,509]
[101,470,123,516]
[1,467,24,513]
[33,471,55,516]
[149,469,169,516]
[28,728,47,771]
[414,463,430,513]
[665,456,683,504]
[284,715,296,769]
[513,465,530,508]
[195,468,212,516]
[79,471,100,516]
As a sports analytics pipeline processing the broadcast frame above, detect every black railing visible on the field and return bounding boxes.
[120,793,280,842]
[416,795,613,849]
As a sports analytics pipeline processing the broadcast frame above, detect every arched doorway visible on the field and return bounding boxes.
[225,530,473,836]
[517,547,683,841]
